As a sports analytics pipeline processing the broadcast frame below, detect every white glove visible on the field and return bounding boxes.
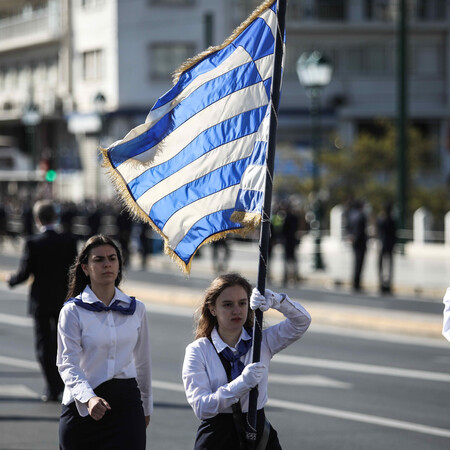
[250,287,285,312]
[228,362,267,398]
[241,362,266,388]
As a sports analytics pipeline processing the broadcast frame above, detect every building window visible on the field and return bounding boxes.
[316,0,346,20]
[415,0,447,21]
[364,0,395,21]
[346,45,390,75]
[411,44,442,77]
[5,67,17,89]
[0,68,5,91]
[149,43,195,80]
[83,49,103,81]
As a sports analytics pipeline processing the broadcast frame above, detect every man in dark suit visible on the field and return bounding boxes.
[377,202,397,294]
[8,200,78,402]
[347,199,368,292]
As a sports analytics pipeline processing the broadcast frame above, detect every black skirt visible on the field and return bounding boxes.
[59,378,146,450]
[194,408,281,450]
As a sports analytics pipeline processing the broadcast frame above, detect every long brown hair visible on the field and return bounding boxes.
[194,273,254,340]
[66,234,123,301]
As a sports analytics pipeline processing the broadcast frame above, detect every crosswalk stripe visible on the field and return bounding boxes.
[0,312,32,327]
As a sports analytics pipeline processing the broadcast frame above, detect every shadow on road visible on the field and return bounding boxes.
[0,415,59,422]
[154,401,192,410]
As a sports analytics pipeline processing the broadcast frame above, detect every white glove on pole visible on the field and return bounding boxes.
[250,287,285,312]
[228,362,267,398]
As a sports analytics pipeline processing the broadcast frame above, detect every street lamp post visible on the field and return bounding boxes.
[94,92,107,200]
[296,51,333,270]
[21,103,41,171]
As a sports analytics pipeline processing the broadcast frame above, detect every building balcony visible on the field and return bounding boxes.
[0,3,62,53]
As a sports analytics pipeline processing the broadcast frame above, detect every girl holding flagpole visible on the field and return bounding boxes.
[57,234,152,450]
[182,273,311,449]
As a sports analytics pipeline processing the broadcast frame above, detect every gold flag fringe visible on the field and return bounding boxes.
[172,0,277,84]
[101,147,261,274]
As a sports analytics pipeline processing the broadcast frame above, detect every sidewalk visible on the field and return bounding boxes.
[139,234,449,300]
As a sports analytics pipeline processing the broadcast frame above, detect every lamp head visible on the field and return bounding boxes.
[296,51,333,89]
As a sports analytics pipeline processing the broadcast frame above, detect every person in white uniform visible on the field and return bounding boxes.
[182,273,311,449]
[57,234,152,450]
[443,288,450,342]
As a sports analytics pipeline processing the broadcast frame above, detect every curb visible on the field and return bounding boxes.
[122,278,444,341]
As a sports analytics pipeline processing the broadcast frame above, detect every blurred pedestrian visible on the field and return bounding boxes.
[182,273,311,449]
[60,201,78,235]
[347,199,367,292]
[376,202,396,294]
[267,220,277,283]
[281,202,300,284]
[22,199,35,236]
[57,235,152,450]
[86,200,102,238]
[443,288,450,342]
[211,237,230,274]
[116,209,134,267]
[139,222,153,270]
[7,200,78,402]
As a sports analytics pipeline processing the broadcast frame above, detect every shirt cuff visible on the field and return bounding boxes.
[142,394,153,416]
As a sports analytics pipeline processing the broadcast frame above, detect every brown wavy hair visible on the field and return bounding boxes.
[65,234,123,301]
[194,273,254,340]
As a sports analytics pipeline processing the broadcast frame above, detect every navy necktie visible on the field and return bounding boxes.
[65,297,136,315]
[220,338,252,380]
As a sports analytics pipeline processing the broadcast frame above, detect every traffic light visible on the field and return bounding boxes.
[45,169,57,183]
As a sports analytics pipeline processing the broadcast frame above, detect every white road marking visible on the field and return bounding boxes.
[1,355,448,439]
[1,300,446,349]
[153,380,185,392]
[309,323,448,348]
[0,355,39,370]
[268,373,352,389]
[272,354,450,383]
[0,312,32,327]
[152,380,450,439]
[267,398,450,439]
[0,384,39,398]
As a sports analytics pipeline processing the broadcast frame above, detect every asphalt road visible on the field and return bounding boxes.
[1,278,449,450]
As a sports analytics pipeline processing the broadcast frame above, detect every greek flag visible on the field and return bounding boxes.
[103,0,282,273]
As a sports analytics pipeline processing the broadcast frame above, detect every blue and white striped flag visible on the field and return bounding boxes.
[103,0,283,273]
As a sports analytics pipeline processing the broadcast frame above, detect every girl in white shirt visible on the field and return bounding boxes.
[182,273,311,449]
[57,234,152,450]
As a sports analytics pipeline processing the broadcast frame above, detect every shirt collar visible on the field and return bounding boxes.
[211,327,251,353]
[81,285,131,305]
[40,224,57,233]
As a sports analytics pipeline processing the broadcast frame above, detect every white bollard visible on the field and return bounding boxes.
[330,205,345,241]
[413,207,433,244]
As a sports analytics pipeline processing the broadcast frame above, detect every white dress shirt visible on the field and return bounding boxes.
[443,288,450,342]
[57,285,153,417]
[182,297,311,420]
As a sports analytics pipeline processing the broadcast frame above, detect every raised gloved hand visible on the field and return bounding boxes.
[250,287,285,312]
[229,362,267,398]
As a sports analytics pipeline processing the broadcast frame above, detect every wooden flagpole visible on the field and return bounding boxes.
[246,0,287,447]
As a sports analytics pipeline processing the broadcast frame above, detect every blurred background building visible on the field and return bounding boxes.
[0,0,448,208]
